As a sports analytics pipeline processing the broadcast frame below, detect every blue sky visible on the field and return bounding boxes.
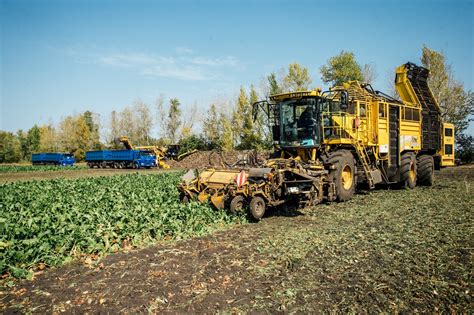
[1,0,473,135]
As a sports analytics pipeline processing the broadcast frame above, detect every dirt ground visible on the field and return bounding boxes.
[1,166,473,313]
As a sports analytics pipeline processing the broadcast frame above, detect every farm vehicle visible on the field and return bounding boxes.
[32,153,75,166]
[115,136,199,169]
[85,149,156,169]
[178,62,455,220]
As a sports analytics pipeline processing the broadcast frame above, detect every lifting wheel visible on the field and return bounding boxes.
[250,196,266,220]
[229,195,245,214]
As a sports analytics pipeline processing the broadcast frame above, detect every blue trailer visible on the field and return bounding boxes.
[32,153,75,166]
[85,149,156,169]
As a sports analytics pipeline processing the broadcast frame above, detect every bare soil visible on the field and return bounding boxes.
[1,166,472,313]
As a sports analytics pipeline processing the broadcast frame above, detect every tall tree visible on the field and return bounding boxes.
[421,46,474,134]
[133,100,153,145]
[181,103,198,139]
[167,98,182,143]
[283,63,312,92]
[267,72,282,95]
[39,123,58,152]
[203,103,221,148]
[0,131,21,163]
[219,113,234,151]
[16,130,29,160]
[27,125,41,154]
[361,63,377,84]
[109,110,120,147]
[83,111,101,149]
[231,86,248,147]
[155,95,167,139]
[320,50,364,86]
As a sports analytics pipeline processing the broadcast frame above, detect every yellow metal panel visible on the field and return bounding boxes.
[395,65,420,107]
[440,123,455,166]
[199,169,240,185]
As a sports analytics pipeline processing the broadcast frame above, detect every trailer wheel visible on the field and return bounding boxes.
[417,155,434,186]
[326,150,356,202]
[250,196,265,220]
[229,195,245,214]
[400,152,416,189]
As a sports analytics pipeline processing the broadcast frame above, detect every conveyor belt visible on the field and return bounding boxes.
[403,62,441,152]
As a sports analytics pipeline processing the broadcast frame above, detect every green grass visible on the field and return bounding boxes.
[0,165,87,173]
[0,172,245,278]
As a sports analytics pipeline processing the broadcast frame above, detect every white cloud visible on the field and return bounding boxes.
[176,46,194,55]
[65,47,240,81]
[186,56,239,67]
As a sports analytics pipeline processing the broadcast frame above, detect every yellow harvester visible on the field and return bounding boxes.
[179,62,455,220]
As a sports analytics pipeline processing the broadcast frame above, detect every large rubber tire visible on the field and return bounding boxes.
[417,155,434,186]
[400,152,416,189]
[249,196,266,220]
[229,195,245,214]
[326,150,356,202]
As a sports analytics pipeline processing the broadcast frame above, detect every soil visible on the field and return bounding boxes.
[1,165,472,313]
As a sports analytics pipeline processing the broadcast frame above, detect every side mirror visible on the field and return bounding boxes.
[340,91,348,110]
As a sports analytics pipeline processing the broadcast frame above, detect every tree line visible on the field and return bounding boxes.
[1,46,472,163]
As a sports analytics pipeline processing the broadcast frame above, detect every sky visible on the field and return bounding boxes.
[1,0,473,135]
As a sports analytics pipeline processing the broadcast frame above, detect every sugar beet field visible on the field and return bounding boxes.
[1,166,473,312]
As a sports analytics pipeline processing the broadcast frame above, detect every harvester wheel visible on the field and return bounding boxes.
[326,150,356,202]
[400,152,416,189]
[417,155,434,186]
[250,196,266,220]
[229,195,245,214]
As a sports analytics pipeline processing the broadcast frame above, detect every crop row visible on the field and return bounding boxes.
[0,165,87,173]
[0,172,244,277]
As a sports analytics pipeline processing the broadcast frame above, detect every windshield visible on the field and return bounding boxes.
[279,97,319,147]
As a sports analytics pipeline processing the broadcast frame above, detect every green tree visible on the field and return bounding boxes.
[167,98,182,143]
[133,101,153,145]
[83,111,101,149]
[39,124,58,152]
[421,46,474,134]
[16,130,29,160]
[27,125,41,154]
[0,131,21,163]
[456,133,473,164]
[219,113,234,151]
[283,63,312,92]
[203,104,221,148]
[231,86,249,147]
[320,50,364,86]
[267,72,282,95]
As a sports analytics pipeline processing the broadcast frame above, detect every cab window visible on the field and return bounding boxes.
[359,102,366,117]
[378,103,386,118]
